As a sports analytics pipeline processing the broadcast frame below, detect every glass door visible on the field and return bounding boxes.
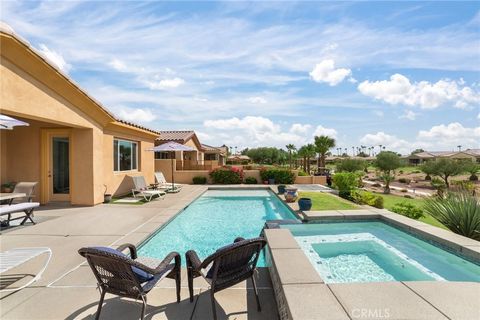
[49,135,70,201]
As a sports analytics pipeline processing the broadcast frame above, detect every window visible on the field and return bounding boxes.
[114,139,138,171]
[155,152,171,159]
[205,153,217,161]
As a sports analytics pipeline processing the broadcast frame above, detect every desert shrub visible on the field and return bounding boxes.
[209,167,243,184]
[336,159,366,173]
[398,178,410,184]
[399,170,404,174]
[351,190,384,208]
[245,176,258,184]
[297,170,309,176]
[400,188,408,193]
[424,191,480,240]
[260,168,295,184]
[391,202,424,220]
[372,182,381,188]
[192,176,207,184]
[463,162,479,181]
[404,194,413,199]
[412,170,421,173]
[332,172,359,199]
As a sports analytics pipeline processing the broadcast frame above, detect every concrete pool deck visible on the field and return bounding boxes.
[1,185,479,319]
[0,185,278,319]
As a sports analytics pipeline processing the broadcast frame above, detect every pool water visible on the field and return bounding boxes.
[282,221,480,283]
[138,189,297,266]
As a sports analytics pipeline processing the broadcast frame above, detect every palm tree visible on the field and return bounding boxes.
[297,146,307,172]
[314,135,336,173]
[304,144,317,174]
[286,144,296,168]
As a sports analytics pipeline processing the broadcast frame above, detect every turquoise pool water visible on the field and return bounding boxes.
[282,221,480,283]
[138,189,297,266]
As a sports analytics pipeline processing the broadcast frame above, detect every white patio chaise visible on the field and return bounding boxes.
[131,176,166,202]
[0,247,52,292]
[154,172,183,193]
[0,202,39,226]
[9,182,38,204]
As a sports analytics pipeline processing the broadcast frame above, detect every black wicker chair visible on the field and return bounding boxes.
[78,243,181,320]
[186,237,267,320]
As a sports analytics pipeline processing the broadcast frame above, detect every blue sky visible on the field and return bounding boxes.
[2,1,479,154]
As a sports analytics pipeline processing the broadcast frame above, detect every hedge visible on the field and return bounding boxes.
[209,167,243,184]
[259,168,295,184]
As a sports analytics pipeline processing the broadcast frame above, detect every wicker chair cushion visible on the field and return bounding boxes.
[93,247,153,282]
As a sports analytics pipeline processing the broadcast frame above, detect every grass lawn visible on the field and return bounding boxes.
[377,193,446,229]
[299,191,360,211]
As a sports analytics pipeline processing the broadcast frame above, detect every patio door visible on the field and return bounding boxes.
[41,129,71,202]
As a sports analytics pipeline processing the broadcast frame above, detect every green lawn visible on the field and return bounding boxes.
[377,193,446,229]
[299,191,360,211]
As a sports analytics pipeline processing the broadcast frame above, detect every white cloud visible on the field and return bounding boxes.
[37,44,71,73]
[309,59,352,86]
[400,110,417,120]
[360,132,412,154]
[109,58,127,72]
[477,113,480,120]
[203,116,311,148]
[247,96,267,104]
[144,77,185,90]
[313,125,338,139]
[116,107,157,123]
[289,123,311,135]
[372,110,384,118]
[417,122,480,147]
[358,74,480,109]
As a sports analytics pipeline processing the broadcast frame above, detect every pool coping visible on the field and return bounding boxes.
[264,226,480,320]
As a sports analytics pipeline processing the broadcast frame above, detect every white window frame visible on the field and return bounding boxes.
[114,138,138,172]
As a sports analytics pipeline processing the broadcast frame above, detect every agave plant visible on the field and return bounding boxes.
[423,192,480,240]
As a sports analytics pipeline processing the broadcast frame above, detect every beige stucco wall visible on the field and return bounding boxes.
[1,31,158,205]
[103,129,155,197]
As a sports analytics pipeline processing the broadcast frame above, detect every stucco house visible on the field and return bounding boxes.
[0,24,159,206]
[406,150,480,165]
[155,131,226,170]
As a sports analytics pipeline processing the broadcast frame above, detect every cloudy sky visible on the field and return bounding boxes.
[2,1,479,154]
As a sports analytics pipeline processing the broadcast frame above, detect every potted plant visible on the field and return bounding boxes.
[103,184,112,203]
[284,187,298,203]
[2,182,15,193]
[277,184,286,195]
[298,198,312,211]
[268,178,275,185]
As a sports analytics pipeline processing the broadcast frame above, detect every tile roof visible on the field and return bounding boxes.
[464,149,480,156]
[201,144,227,155]
[156,130,195,143]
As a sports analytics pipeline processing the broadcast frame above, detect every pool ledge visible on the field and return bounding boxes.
[264,228,480,320]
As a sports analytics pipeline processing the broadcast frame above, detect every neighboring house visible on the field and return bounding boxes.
[406,150,480,165]
[0,25,159,206]
[227,155,251,164]
[155,131,225,170]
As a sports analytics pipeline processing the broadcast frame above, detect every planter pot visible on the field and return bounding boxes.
[104,194,112,203]
[298,198,312,211]
[2,188,12,193]
[277,185,286,195]
[285,188,298,203]
[268,178,275,185]
[263,181,269,185]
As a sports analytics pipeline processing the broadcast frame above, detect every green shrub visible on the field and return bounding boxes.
[332,172,359,199]
[398,178,410,184]
[351,190,384,208]
[260,168,295,184]
[372,182,381,188]
[404,194,413,199]
[192,176,207,184]
[336,159,366,173]
[424,191,480,240]
[297,170,309,176]
[451,180,475,194]
[245,176,258,184]
[391,202,424,220]
[209,167,243,184]
[431,177,446,196]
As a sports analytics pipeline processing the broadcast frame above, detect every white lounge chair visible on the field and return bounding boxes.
[0,202,39,226]
[154,172,183,193]
[131,176,166,202]
[10,182,38,204]
[0,247,52,292]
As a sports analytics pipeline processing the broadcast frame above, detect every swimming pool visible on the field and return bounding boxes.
[138,189,298,266]
[282,221,480,283]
